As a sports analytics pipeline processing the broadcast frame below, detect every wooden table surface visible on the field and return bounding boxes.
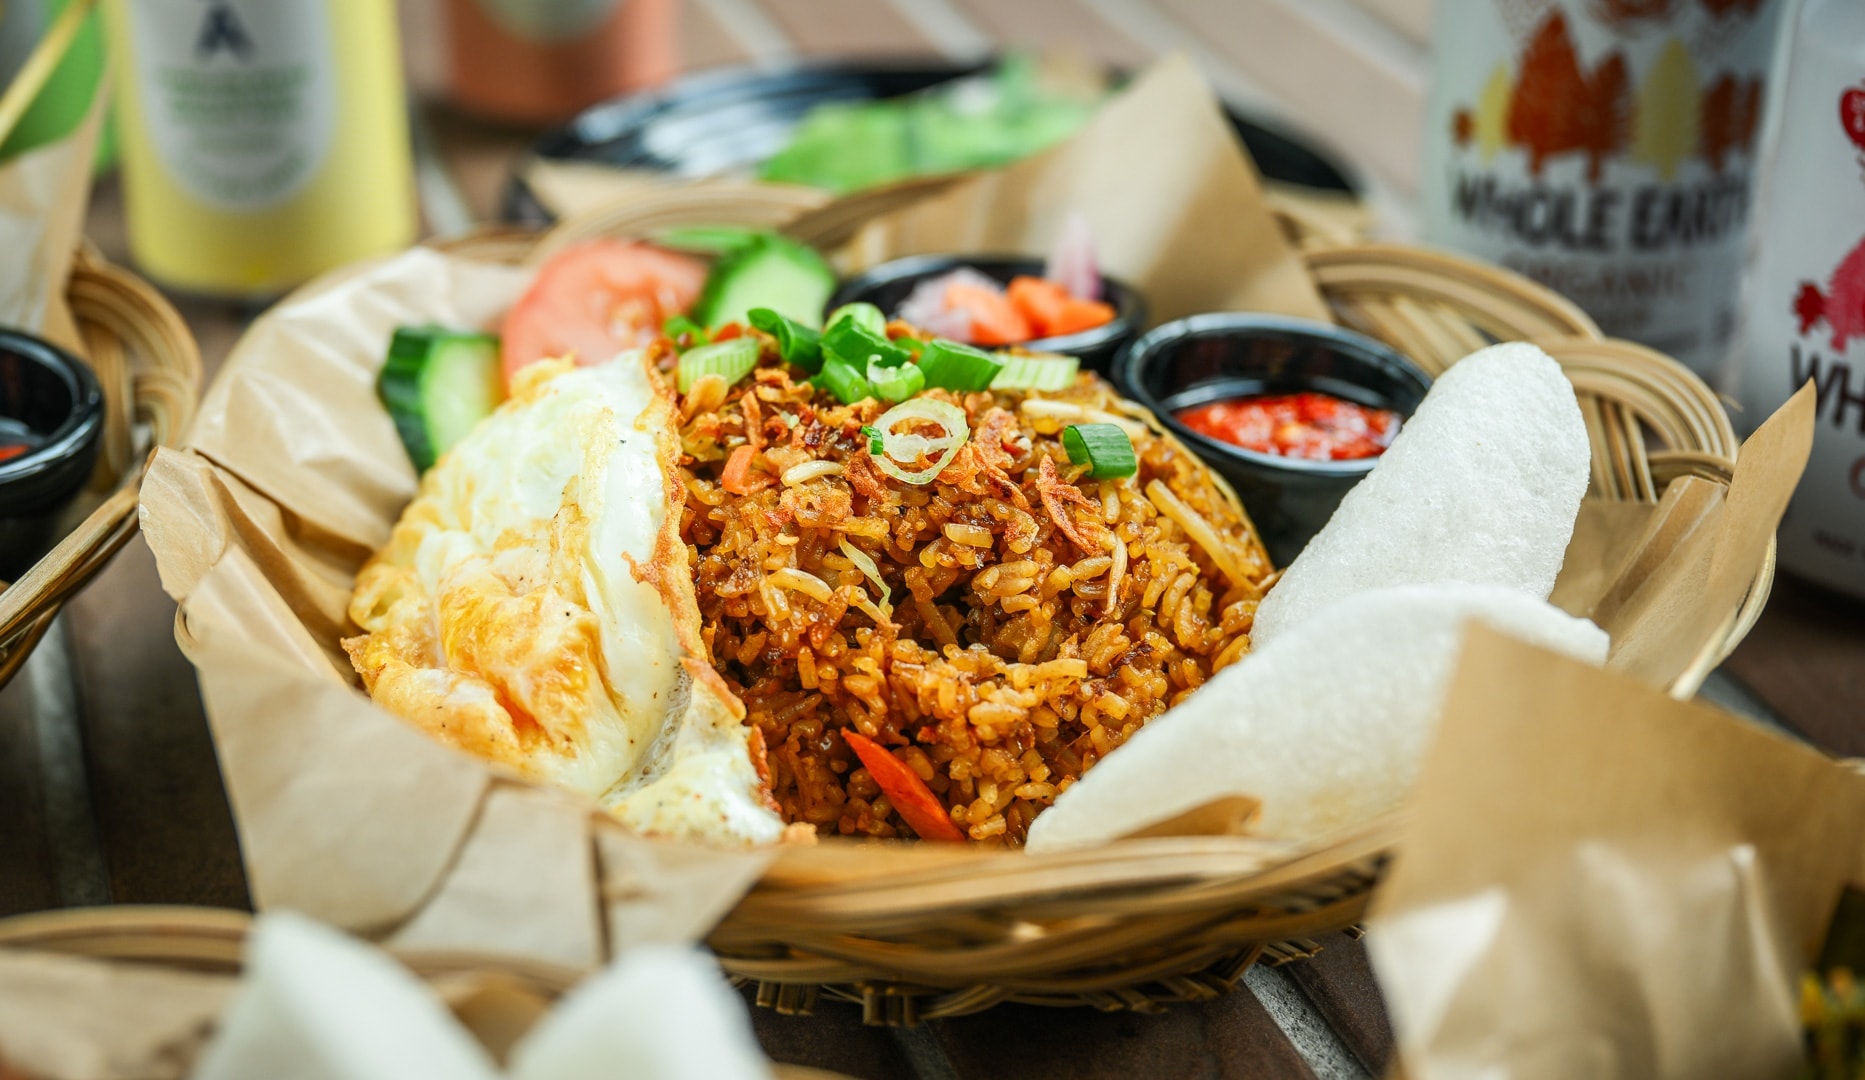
[4,4,1863,1078]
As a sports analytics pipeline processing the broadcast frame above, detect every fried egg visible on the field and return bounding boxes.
[345,355,783,846]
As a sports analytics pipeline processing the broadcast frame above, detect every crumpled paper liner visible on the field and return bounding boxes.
[140,248,776,969]
[1549,385,1814,692]
[0,67,102,348]
[0,950,230,1079]
[1369,626,1865,1079]
[0,935,784,1079]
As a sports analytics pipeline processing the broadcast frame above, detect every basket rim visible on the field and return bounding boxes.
[0,249,201,671]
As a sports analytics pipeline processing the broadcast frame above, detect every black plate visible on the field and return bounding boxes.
[501,59,1360,226]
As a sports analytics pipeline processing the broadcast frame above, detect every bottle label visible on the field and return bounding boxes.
[471,0,621,42]
[1740,40,1865,598]
[1421,1,1784,377]
[128,0,336,211]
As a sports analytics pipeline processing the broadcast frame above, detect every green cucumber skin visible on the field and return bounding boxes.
[378,326,501,473]
[692,235,836,330]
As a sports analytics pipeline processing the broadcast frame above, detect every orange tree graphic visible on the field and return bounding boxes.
[1452,9,1759,183]
[1505,12,1632,181]
[1700,74,1761,173]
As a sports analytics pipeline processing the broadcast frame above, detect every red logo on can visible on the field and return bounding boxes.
[1841,84,1865,154]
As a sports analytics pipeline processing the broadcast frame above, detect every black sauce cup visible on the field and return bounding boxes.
[825,254,1145,375]
[0,329,105,581]
[1114,314,1432,566]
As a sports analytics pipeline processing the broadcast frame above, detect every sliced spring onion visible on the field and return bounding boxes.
[991,352,1080,391]
[838,537,893,616]
[662,314,710,345]
[814,356,873,404]
[676,337,759,393]
[822,318,912,371]
[868,398,969,485]
[859,424,884,454]
[825,301,886,336]
[1062,423,1137,479]
[747,307,823,372]
[867,356,926,402]
[916,338,1003,391]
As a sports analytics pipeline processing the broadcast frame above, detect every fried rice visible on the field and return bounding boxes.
[672,326,1275,846]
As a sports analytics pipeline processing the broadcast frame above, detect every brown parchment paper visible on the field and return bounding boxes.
[0,73,102,347]
[139,248,777,970]
[817,55,1330,325]
[0,950,231,1080]
[1369,628,1865,1079]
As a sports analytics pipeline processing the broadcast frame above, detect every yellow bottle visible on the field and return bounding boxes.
[103,0,416,297]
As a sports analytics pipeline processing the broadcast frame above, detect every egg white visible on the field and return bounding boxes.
[346,354,781,846]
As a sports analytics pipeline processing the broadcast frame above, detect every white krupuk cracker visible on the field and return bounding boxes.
[1251,343,1589,647]
[1024,585,1608,852]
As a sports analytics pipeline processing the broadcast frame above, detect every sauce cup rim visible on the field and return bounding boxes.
[1117,313,1432,479]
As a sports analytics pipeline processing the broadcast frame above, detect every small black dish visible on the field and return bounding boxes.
[0,329,104,581]
[1114,314,1432,566]
[825,254,1145,375]
[501,59,1361,226]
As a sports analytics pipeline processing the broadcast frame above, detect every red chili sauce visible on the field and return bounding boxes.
[1177,392,1399,461]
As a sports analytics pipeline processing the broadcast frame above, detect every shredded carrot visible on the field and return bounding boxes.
[1050,297,1116,336]
[711,322,745,342]
[843,730,965,842]
[945,280,1031,346]
[720,445,769,495]
[1008,276,1114,338]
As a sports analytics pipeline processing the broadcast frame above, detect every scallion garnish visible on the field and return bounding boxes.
[814,355,873,404]
[747,307,823,372]
[860,424,884,454]
[662,314,710,345]
[821,318,912,371]
[867,358,926,402]
[1062,423,1137,479]
[991,352,1080,391]
[915,338,1003,391]
[676,337,759,393]
[825,302,887,337]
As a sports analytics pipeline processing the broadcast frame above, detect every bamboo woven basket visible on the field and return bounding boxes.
[0,907,851,1080]
[0,248,200,690]
[336,182,1768,1024]
[482,184,1770,1023]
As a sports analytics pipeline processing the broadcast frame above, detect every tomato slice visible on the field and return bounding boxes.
[501,239,707,383]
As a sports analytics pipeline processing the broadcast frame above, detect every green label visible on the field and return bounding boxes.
[128,0,335,210]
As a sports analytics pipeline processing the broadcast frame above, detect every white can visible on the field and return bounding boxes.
[1421,0,1785,379]
[1737,0,1865,600]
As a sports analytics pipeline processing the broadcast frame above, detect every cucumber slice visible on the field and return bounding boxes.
[691,234,836,330]
[378,326,504,472]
